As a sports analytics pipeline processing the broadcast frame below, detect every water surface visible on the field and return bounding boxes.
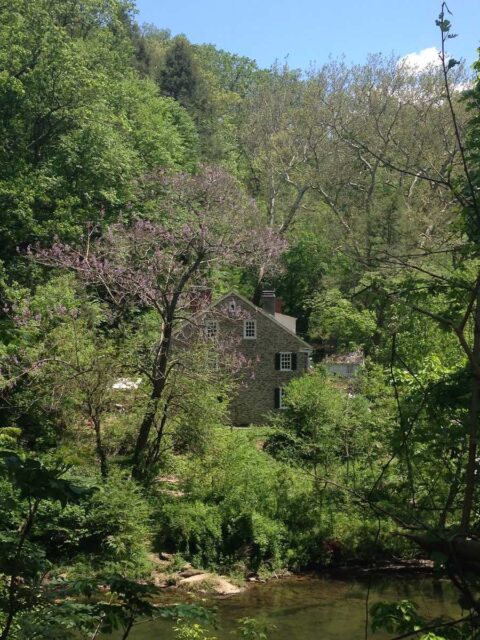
[126,574,461,640]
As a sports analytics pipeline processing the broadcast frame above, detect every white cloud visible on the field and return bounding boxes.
[398,47,441,71]
[454,81,473,92]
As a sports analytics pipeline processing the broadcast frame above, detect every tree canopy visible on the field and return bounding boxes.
[1,2,480,638]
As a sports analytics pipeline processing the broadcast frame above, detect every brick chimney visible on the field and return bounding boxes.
[188,286,212,312]
[260,289,275,315]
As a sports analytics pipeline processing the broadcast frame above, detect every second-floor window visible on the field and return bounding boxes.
[205,320,218,339]
[280,352,292,371]
[243,319,256,339]
[275,352,297,371]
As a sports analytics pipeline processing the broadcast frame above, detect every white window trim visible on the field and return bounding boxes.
[243,319,256,339]
[205,320,218,339]
[279,352,292,371]
[300,349,312,370]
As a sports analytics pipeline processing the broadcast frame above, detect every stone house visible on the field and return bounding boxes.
[203,290,312,425]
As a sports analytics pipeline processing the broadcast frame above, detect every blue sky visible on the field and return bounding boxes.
[134,0,480,71]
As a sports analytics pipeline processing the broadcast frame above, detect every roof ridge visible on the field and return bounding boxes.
[210,290,311,350]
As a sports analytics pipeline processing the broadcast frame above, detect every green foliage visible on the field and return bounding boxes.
[0,451,92,506]
[155,433,289,572]
[0,4,478,636]
[15,601,98,639]
[0,429,21,451]
[0,451,95,639]
[158,501,223,567]
[371,600,424,635]
[174,622,218,640]
[236,617,272,640]
[156,414,404,573]
[167,360,233,458]
[309,289,377,351]
[3,274,128,473]
[274,230,328,322]
[35,469,152,575]
[267,368,374,473]
[0,0,198,276]
[158,37,208,112]
[157,36,217,158]
[370,598,468,640]
[173,617,272,640]
[194,45,261,98]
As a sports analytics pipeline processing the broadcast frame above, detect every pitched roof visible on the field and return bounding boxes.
[209,291,312,350]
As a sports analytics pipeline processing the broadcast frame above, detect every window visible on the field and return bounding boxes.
[275,352,297,371]
[205,320,218,339]
[280,352,292,371]
[243,319,256,339]
[274,387,287,409]
[228,299,236,313]
[206,352,219,371]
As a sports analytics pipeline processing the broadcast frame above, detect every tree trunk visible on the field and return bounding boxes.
[131,259,204,480]
[461,289,480,533]
[0,500,40,640]
[93,415,108,479]
[132,323,173,480]
[131,391,162,479]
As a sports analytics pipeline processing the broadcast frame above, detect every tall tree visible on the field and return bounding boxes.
[36,166,285,480]
[325,11,480,611]
[158,36,207,111]
[239,55,467,306]
[0,0,198,278]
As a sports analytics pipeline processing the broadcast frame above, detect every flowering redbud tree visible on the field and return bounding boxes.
[35,166,286,480]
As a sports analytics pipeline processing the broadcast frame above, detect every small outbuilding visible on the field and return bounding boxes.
[324,351,364,378]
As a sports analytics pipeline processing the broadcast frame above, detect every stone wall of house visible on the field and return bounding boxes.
[215,294,310,425]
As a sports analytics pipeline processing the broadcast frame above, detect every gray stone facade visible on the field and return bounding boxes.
[207,292,311,425]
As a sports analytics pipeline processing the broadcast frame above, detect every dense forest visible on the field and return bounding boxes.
[1,1,480,638]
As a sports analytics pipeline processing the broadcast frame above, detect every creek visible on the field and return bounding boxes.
[123,573,462,639]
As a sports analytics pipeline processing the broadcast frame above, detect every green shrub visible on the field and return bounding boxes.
[158,501,223,566]
[155,433,290,572]
[155,418,412,574]
[34,469,152,576]
[174,623,218,640]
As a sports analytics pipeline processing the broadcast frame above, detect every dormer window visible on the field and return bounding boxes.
[243,319,256,339]
[205,320,218,339]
